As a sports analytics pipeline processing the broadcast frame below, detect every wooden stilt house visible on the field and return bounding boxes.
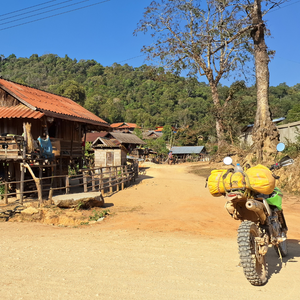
[0,78,111,203]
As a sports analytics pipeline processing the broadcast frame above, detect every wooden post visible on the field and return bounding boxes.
[37,178,43,207]
[92,171,95,191]
[83,172,87,193]
[121,166,124,190]
[14,162,21,201]
[23,163,43,206]
[66,175,70,194]
[83,127,87,167]
[20,163,24,205]
[109,167,113,194]
[39,162,43,194]
[48,188,53,202]
[4,162,8,204]
[23,123,27,159]
[100,168,104,194]
[4,182,8,204]
[125,165,128,187]
[116,167,119,192]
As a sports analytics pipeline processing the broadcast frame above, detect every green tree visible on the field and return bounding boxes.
[54,80,86,105]
[146,138,168,155]
[135,0,255,147]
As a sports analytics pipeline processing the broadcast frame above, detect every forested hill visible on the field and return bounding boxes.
[0,53,300,143]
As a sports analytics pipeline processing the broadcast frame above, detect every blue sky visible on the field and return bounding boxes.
[1,0,300,87]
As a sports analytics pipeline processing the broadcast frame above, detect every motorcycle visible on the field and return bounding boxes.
[212,143,294,285]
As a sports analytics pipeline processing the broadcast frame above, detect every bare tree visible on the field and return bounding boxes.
[249,0,285,160]
[136,0,287,156]
[135,0,255,148]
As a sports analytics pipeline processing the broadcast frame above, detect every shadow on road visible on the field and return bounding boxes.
[267,239,300,279]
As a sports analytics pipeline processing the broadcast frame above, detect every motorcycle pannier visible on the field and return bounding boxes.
[245,164,275,195]
[208,164,275,196]
[207,169,227,197]
[208,169,247,196]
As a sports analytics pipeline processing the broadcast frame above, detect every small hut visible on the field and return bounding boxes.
[89,132,146,167]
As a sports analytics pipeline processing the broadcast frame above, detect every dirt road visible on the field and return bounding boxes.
[1,162,300,299]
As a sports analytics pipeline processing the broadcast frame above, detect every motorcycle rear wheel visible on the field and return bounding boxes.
[237,220,268,286]
[274,231,288,257]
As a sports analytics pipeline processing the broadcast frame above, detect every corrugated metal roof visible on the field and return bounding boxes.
[170,146,205,154]
[92,137,118,148]
[110,122,140,129]
[85,131,109,142]
[0,78,109,127]
[110,122,124,128]
[0,104,44,119]
[110,132,146,145]
[241,117,286,132]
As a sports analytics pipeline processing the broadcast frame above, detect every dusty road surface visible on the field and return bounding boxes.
[1,162,300,300]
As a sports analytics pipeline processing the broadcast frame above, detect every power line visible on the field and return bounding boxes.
[0,0,90,27]
[117,55,145,64]
[0,0,111,31]
[0,0,75,22]
[269,0,300,13]
[0,0,57,18]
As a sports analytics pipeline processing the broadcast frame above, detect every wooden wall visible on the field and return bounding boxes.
[0,118,42,137]
[0,89,19,107]
[94,148,127,167]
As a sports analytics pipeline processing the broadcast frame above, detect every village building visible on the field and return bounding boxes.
[170,146,208,162]
[142,130,163,140]
[86,131,146,168]
[0,78,111,202]
[240,117,287,145]
[110,122,140,132]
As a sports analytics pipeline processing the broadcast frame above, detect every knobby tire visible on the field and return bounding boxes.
[237,220,268,286]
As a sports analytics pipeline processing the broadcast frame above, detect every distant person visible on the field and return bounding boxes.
[168,151,173,165]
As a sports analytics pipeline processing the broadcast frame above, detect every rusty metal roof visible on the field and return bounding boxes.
[0,78,109,127]
[110,122,140,129]
[85,131,109,142]
[92,137,119,148]
[109,132,146,145]
[110,122,124,128]
[0,104,44,119]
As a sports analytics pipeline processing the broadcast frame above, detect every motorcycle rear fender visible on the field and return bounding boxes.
[225,198,262,223]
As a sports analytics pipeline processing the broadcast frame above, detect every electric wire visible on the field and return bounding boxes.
[0,0,75,22]
[268,0,300,13]
[0,0,90,26]
[0,0,110,31]
[0,0,57,18]
[117,55,145,64]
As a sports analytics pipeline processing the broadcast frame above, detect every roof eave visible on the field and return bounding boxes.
[41,110,111,128]
[0,84,37,111]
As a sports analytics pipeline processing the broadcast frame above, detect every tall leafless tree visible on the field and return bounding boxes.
[136,0,286,155]
[135,0,255,148]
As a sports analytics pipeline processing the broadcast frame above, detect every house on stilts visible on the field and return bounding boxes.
[0,78,112,205]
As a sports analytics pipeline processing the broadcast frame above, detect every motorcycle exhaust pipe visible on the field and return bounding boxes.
[246,200,267,223]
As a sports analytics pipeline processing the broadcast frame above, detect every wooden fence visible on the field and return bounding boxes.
[0,163,139,206]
